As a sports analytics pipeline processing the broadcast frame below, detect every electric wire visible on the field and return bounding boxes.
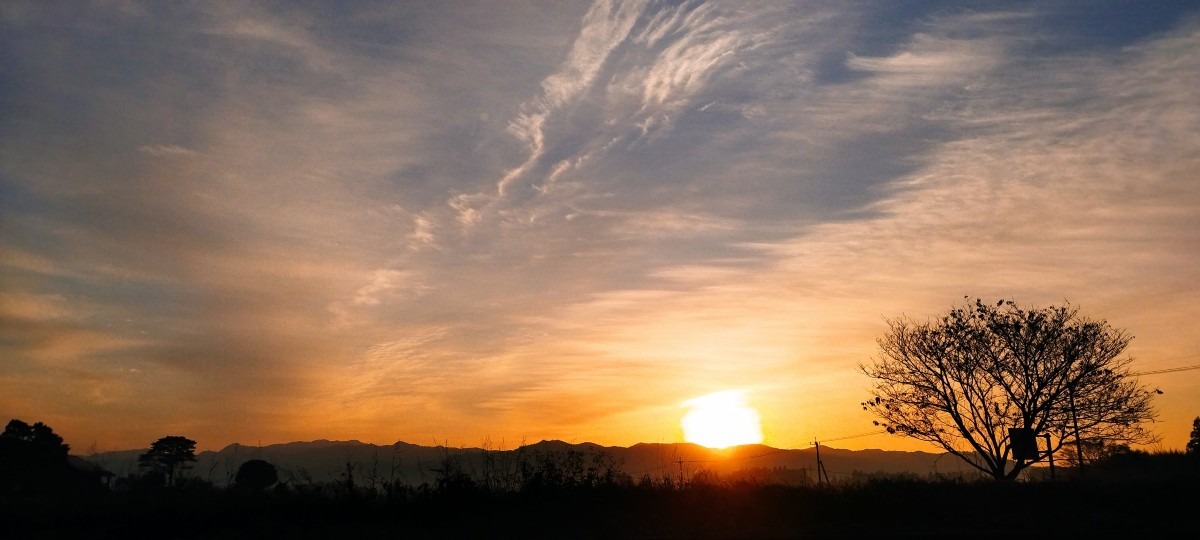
[1133,364,1200,376]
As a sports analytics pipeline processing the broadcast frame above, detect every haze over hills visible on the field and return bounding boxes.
[86,439,969,487]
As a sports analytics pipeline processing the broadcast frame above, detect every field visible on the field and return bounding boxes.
[6,456,1195,539]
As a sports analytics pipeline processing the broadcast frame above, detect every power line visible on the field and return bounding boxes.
[821,430,888,443]
[1133,364,1200,376]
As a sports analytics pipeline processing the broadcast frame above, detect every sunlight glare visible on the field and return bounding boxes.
[681,390,764,448]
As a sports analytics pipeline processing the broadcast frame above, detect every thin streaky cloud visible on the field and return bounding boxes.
[1,1,1197,452]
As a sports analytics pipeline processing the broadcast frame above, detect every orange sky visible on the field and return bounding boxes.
[2,1,1198,455]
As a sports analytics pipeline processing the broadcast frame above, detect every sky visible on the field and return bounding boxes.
[2,0,1198,454]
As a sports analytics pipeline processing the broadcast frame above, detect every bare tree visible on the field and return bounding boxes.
[861,298,1157,480]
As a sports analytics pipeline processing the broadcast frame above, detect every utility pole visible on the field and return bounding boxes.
[676,458,685,488]
[814,438,830,487]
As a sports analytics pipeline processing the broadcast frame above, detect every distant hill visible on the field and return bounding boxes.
[86,440,968,487]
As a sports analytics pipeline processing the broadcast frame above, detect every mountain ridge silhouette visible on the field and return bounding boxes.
[84,439,965,486]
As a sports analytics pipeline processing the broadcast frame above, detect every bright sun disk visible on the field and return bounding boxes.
[681,390,764,448]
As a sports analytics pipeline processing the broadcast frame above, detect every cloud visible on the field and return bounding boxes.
[496,0,647,196]
[492,0,801,212]
[352,270,420,307]
[396,8,1200,448]
[2,1,1197,452]
[846,33,1001,88]
[138,144,201,157]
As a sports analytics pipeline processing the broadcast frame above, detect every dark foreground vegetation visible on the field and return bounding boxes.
[6,417,1200,538]
[5,452,1196,539]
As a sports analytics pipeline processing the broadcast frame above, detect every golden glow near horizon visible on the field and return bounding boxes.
[681,390,765,449]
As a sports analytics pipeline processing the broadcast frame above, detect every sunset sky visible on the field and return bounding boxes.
[2,1,1198,454]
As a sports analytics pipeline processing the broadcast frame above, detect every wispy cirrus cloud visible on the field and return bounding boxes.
[2,1,1197,453]
[138,144,202,157]
[497,0,648,196]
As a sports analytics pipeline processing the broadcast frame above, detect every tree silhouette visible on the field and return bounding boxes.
[1188,417,1200,455]
[234,459,278,491]
[1,419,69,456]
[1,419,71,494]
[139,436,197,488]
[861,298,1157,480]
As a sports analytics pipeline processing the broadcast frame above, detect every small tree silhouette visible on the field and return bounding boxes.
[234,459,278,491]
[139,436,197,488]
[1188,417,1200,456]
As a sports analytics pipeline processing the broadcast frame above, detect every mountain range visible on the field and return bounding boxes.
[85,440,971,487]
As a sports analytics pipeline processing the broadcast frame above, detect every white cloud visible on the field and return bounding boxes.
[353,269,416,306]
[138,144,200,157]
[407,215,437,250]
[846,33,1001,83]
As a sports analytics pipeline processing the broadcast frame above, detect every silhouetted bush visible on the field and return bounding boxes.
[234,459,279,491]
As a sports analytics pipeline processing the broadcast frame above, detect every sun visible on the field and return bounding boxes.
[681,390,764,448]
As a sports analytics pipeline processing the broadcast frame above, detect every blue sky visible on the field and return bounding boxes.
[2,0,1198,452]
